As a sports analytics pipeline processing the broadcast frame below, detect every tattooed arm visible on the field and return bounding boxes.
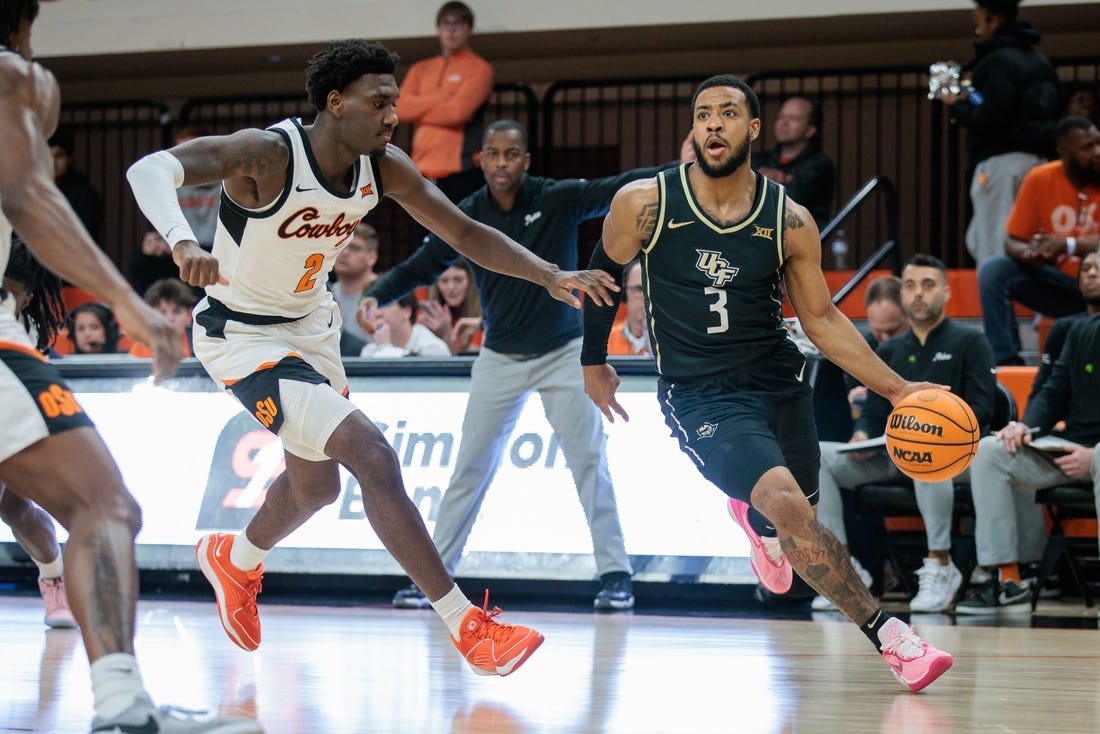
[600,177,660,264]
[129,128,290,287]
[781,198,926,405]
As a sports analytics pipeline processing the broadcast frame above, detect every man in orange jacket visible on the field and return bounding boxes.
[400,1,494,209]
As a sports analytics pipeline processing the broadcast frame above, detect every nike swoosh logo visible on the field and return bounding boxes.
[92,714,159,733]
[496,657,522,675]
[295,185,317,192]
[667,219,694,229]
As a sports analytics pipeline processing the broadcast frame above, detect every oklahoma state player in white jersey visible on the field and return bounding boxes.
[204,116,379,319]
[129,40,617,677]
[0,4,262,732]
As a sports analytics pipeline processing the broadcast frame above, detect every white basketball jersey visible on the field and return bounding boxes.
[205,118,382,319]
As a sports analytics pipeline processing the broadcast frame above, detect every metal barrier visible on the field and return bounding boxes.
[55,100,172,266]
[176,83,539,269]
[542,58,1099,269]
[57,58,1098,275]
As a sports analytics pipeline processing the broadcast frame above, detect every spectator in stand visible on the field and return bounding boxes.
[935,0,1060,265]
[813,255,1037,613]
[127,229,180,298]
[360,293,451,358]
[66,302,121,355]
[607,258,650,356]
[48,130,104,248]
[172,125,221,251]
[960,249,1100,613]
[845,275,910,414]
[978,116,1098,365]
[755,96,835,229]
[1030,252,1100,399]
[1062,81,1099,125]
[420,260,482,355]
[328,222,381,356]
[129,278,196,359]
[400,1,493,234]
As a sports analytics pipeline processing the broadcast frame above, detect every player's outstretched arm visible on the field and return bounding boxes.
[128,129,288,288]
[581,179,656,423]
[0,59,182,381]
[781,199,941,405]
[378,146,617,308]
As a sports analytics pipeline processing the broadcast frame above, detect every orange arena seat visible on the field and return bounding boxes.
[995,365,1038,419]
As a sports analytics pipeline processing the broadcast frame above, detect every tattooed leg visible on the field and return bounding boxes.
[65,521,139,658]
[0,427,141,661]
[781,519,878,623]
[751,466,877,624]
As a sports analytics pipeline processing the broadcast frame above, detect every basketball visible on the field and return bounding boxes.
[884,389,979,483]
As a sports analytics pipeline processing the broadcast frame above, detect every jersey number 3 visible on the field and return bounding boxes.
[704,286,730,334]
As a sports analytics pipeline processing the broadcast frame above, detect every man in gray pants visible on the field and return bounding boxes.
[961,252,1100,613]
[364,120,679,610]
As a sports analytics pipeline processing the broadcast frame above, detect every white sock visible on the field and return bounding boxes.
[877,616,907,647]
[90,653,146,719]
[229,532,269,572]
[35,553,63,580]
[431,584,475,638]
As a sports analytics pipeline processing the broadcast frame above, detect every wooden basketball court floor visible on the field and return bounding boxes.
[3,592,1098,734]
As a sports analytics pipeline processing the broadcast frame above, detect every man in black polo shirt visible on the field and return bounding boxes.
[364,119,678,611]
[815,254,1045,613]
[962,250,1100,613]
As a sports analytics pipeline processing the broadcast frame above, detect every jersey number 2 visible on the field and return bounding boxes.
[704,286,729,334]
[295,253,325,293]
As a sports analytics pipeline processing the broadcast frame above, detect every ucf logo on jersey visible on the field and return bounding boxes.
[694,249,739,287]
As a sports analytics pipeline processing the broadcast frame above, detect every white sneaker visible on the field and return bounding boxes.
[90,693,262,733]
[909,558,963,612]
[811,556,873,611]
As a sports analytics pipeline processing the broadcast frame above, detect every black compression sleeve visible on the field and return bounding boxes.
[581,240,626,366]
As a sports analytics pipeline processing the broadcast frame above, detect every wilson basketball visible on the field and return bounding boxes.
[884,389,979,483]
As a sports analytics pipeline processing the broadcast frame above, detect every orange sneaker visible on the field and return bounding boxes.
[196,533,264,651]
[451,590,544,677]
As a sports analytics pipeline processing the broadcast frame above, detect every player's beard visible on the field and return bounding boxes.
[692,131,751,178]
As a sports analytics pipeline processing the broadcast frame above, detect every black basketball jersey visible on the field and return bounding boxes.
[641,164,791,381]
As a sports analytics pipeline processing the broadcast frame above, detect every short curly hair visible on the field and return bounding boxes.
[691,75,761,120]
[305,40,400,112]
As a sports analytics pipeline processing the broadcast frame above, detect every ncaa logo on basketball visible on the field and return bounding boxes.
[884,389,979,483]
[892,446,933,464]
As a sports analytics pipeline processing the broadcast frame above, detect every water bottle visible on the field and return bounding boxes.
[831,229,849,270]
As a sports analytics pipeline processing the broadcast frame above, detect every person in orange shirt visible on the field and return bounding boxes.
[128,278,195,359]
[607,259,651,356]
[978,115,1100,364]
[399,1,494,216]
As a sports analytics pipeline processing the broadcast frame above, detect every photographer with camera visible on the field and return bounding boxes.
[932,0,1059,266]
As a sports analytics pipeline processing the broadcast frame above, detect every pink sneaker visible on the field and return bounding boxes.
[880,618,953,692]
[38,577,77,629]
[727,498,792,594]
